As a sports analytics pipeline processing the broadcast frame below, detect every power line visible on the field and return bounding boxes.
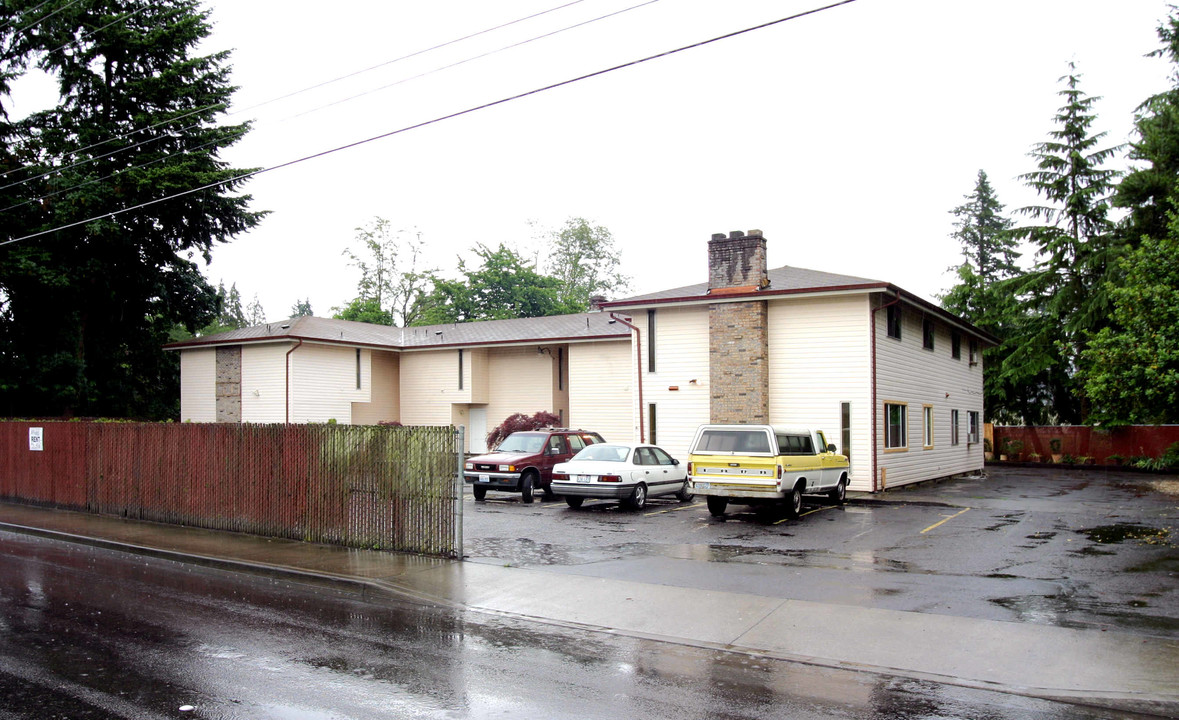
[0,0,657,201]
[11,0,85,36]
[0,0,591,184]
[0,0,860,249]
[287,0,661,122]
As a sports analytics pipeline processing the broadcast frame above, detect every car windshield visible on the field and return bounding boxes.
[571,444,630,462]
[497,433,546,453]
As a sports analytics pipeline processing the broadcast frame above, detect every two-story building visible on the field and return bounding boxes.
[168,229,996,491]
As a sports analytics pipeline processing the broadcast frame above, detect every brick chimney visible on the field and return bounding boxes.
[589,295,607,312]
[707,229,769,424]
[708,229,768,292]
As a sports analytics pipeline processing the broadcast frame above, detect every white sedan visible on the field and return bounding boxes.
[551,443,692,510]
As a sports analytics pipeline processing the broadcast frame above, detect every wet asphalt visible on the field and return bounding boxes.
[463,466,1179,638]
[0,465,1176,717]
[0,530,1164,720]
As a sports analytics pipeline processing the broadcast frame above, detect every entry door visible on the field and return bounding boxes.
[468,406,488,454]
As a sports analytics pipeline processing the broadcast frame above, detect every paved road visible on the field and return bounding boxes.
[0,530,1157,720]
[463,467,1179,637]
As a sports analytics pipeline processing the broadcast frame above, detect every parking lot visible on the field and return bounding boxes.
[463,466,1179,638]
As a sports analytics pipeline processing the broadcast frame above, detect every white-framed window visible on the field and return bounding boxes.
[951,331,961,360]
[647,403,657,445]
[967,411,980,444]
[885,402,907,450]
[923,405,934,449]
[840,402,852,464]
[951,409,960,446]
[355,348,362,389]
[922,319,935,350]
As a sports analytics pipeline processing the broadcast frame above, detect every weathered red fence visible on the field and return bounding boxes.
[991,425,1179,463]
[0,422,459,556]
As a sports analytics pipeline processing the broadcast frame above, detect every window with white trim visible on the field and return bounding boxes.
[923,405,934,449]
[951,409,960,446]
[967,411,980,444]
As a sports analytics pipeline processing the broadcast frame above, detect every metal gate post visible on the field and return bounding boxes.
[454,425,465,558]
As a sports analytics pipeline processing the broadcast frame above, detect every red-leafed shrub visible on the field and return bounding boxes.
[486,411,560,450]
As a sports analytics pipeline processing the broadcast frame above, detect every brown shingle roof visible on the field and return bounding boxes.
[164,312,631,351]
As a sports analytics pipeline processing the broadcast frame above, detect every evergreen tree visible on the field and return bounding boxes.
[0,1,262,418]
[289,297,313,318]
[940,170,1023,422]
[1005,66,1121,423]
[1116,10,1179,245]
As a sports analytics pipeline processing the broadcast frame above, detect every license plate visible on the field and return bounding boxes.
[479,474,490,483]
[695,482,711,490]
[576,475,591,483]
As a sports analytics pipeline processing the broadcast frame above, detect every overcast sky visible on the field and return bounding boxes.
[183,0,1177,320]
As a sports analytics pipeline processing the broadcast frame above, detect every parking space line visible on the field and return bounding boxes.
[643,502,705,517]
[774,505,833,525]
[920,507,970,534]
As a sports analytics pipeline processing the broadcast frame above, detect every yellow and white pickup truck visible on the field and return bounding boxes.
[687,425,850,518]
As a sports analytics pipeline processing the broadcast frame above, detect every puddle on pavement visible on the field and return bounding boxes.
[1078,523,1171,545]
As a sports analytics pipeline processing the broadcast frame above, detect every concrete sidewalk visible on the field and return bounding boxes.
[1,501,1176,717]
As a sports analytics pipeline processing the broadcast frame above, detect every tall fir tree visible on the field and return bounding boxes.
[0,0,263,419]
[1116,10,1179,245]
[1004,65,1121,424]
[940,170,1023,422]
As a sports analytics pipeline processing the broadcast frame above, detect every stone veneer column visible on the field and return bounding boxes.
[708,231,770,425]
[215,345,242,422]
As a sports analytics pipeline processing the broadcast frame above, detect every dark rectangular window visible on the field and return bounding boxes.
[969,340,979,364]
[558,347,564,391]
[356,348,362,389]
[840,402,851,464]
[647,403,657,445]
[968,411,980,443]
[922,319,934,350]
[951,409,960,446]
[951,331,961,360]
[886,305,902,340]
[458,349,464,390]
[647,309,656,372]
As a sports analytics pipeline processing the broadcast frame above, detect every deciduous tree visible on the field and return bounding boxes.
[544,217,629,311]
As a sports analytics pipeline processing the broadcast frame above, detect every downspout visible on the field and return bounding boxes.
[870,291,902,492]
[609,312,645,443]
[285,339,303,424]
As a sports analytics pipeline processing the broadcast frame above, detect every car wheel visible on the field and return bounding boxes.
[706,496,727,517]
[521,472,536,504]
[565,496,584,509]
[785,482,803,518]
[625,483,648,510]
[473,485,487,501]
[676,481,694,502]
[828,478,846,504]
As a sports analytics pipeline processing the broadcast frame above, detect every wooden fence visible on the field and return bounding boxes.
[990,424,1179,464]
[0,421,461,557]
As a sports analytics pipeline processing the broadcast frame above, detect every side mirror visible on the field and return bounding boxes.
[827,443,837,453]
[672,459,680,466]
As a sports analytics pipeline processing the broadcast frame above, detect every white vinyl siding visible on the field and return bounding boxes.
[768,295,872,490]
[399,350,462,426]
[483,346,557,432]
[241,343,289,422]
[569,340,633,446]
[290,343,371,423]
[179,348,216,422]
[638,306,709,459]
[352,350,400,425]
[875,299,984,488]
